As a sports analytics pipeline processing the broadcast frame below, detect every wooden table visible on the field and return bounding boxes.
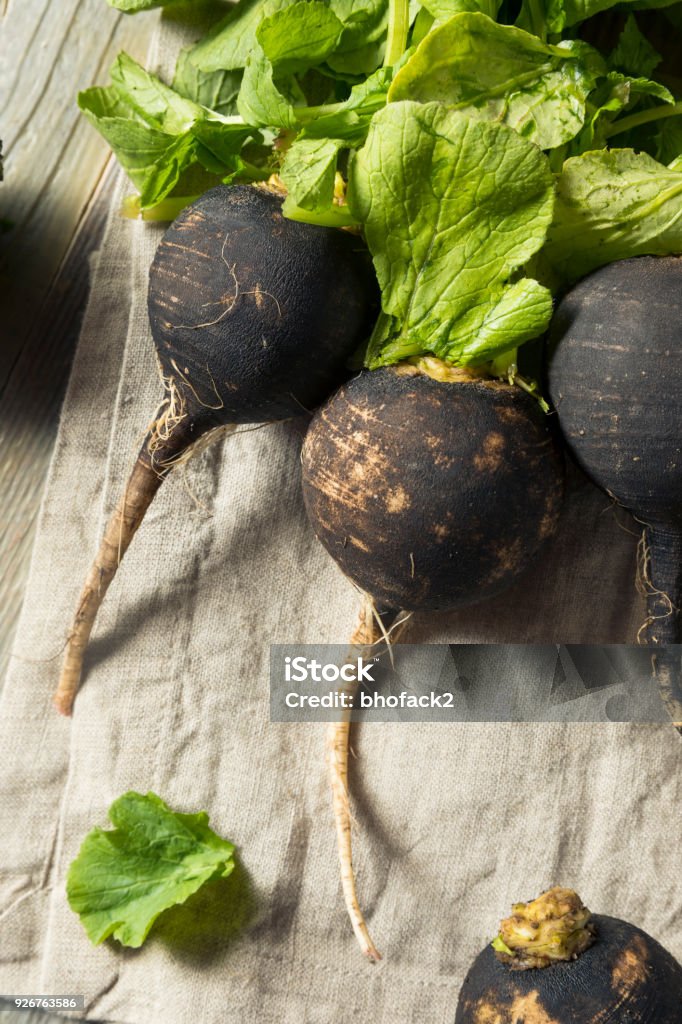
[0,0,155,1018]
[0,0,156,681]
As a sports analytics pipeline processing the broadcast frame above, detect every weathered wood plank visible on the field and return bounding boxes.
[0,161,118,687]
[0,0,155,383]
[0,0,156,689]
[0,2,156,689]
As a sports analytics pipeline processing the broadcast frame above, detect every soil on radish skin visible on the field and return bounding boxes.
[147,185,379,426]
[302,367,564,612]
[456,915,682,1024]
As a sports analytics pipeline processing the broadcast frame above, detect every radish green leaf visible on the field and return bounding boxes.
[389,15,604,150]
[189,0,295,72]
[257,2,344,73]
[542,0,680,35]
[67,792,236,948]
[539,149,682,283]
[172,50,242,116]
[237,46,297,127]
[349,102,554,367]
[609,15,661,77]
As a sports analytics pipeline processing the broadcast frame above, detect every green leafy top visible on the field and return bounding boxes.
[350,102,554,366]
[87,0,682,370]
[67,792,235,947]
[388,15,605,150]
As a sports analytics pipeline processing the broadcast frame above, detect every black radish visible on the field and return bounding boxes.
[301,360,564,959]
[54,184,378,715]
[546,256,682,722]
[302,362,564,612]
[456,887,682,1023]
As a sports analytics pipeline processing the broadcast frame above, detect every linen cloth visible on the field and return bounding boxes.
[0,17,680,1024]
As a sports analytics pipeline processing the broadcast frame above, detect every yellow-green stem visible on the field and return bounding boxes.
[384,0,410,67]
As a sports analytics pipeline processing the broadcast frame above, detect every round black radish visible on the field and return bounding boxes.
[456,888,682,1024]
[301,366,564,612]
[54,184,379,715]
[547,256,682,647]
[147,184,378,426]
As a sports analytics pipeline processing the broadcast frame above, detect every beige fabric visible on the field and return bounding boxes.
[1,18,680,1024]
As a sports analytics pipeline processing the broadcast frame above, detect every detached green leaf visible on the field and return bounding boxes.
[67,792,235,948]
[257,1,343,73]
[348,102,554,366]
[539,149,682,283]
[388,15,604,150]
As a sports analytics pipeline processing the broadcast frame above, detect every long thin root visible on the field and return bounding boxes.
[326,598,408,960]
[53,455,164,716]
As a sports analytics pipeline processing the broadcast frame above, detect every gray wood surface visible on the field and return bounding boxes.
[0,1,155,1019]
[0,0,154,685]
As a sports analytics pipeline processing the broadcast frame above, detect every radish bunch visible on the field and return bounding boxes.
[66,0,682,966]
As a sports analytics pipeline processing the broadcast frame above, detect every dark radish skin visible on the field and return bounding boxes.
[456,887,682,1023]
[302,361,564,958]
[54,184,378,715]
[546,255,682,725]
[302,364,564,612]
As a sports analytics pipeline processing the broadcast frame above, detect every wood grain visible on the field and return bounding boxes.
[0,6,152,1020]
[0,1,155,687]
[0,0,156,1011]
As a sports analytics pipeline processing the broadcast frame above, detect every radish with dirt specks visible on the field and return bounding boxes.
[54,184,378,716]
[456,887,682,1023]
[294,97,568,959]
[302,359,565,957]
[302,363,564,614]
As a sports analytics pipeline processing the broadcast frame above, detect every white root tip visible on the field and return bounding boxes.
[327,597,409,960]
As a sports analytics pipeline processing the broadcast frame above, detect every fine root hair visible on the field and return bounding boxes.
[635,531,677,644]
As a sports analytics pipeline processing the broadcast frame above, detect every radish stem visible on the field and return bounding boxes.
[606,100,682,139]
[384,0,410,67]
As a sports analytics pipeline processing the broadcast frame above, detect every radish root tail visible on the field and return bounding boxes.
[326,598,408,961]
[54,374,241,716]
[53,453,165,716]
